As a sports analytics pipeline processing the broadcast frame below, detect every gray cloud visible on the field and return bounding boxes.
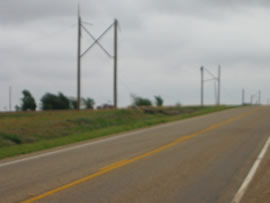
[1,0,270,111]
[0,0,77,24]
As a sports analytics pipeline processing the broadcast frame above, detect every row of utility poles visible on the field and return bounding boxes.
[200,66,263,106]
[200,65,221,106]
[242,89,262,105]
[3,8,268,112]
[77,6,118,110]
[75,6,265,110]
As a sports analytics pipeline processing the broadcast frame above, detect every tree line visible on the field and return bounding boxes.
[16,90,164,111]
[16,90,95,111]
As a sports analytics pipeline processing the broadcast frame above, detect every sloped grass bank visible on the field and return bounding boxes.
[0,106,234,160]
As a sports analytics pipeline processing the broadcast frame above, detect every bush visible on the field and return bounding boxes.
[1,133,22,144]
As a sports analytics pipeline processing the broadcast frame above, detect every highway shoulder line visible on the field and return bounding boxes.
[231,135,270,203]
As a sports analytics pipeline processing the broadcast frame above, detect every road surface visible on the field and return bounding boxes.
[0,106,269,203]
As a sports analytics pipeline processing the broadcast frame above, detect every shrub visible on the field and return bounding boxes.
[155,96,164,106]
[131,94,152,106]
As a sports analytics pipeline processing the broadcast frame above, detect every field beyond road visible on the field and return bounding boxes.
[0,106,233,160]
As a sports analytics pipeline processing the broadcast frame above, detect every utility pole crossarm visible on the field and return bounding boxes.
[204,68,218,80]
[81,24,113,58]
[80,22,114,58]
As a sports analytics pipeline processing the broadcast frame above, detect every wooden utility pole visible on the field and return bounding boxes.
[200,66,204,106]
[217,65,221,105]
[113,19,118,108]
[77,6,81,110]
[9,86,12,112]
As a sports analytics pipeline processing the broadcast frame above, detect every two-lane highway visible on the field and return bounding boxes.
[0,106,269,203]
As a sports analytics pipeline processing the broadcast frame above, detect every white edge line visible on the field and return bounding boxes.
[231,136,270,203]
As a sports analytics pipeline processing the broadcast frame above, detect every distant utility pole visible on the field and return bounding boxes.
[9,86,12,112]
[76,7,119,109]
[242,89,245,105]
[200,65,221,106]
[250,95,254,105]
[258,90,261,105]
[113,19,118,108]
[217,65,221,105]
[200,66,204,106]
[77,6,82,110]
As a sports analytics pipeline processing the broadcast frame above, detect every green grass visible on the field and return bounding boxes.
[0,105,235,160]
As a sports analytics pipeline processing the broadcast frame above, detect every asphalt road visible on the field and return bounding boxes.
[0,106,269,203]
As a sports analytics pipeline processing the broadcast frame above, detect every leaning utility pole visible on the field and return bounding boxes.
[77,6,82,110]
[113,19,118,108]
[200,66,204,106]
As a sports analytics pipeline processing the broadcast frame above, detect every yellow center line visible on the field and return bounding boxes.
[100,160,128,171]
[22,108,259,203]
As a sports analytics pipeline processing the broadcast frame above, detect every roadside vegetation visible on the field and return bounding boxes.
[0,105,234,160]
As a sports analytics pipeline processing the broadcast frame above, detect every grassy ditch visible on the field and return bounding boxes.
[0,105,235,160]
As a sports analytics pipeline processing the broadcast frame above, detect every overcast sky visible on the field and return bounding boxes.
[1,0,270,110]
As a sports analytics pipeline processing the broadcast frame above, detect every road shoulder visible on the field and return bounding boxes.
[240,138,270,203]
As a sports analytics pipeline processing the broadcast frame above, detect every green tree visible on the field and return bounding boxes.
[21,90,37,111]
[154,96,163,107]
[84,98,95,109]
[41,92,70,110]
[131,94,152,106]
